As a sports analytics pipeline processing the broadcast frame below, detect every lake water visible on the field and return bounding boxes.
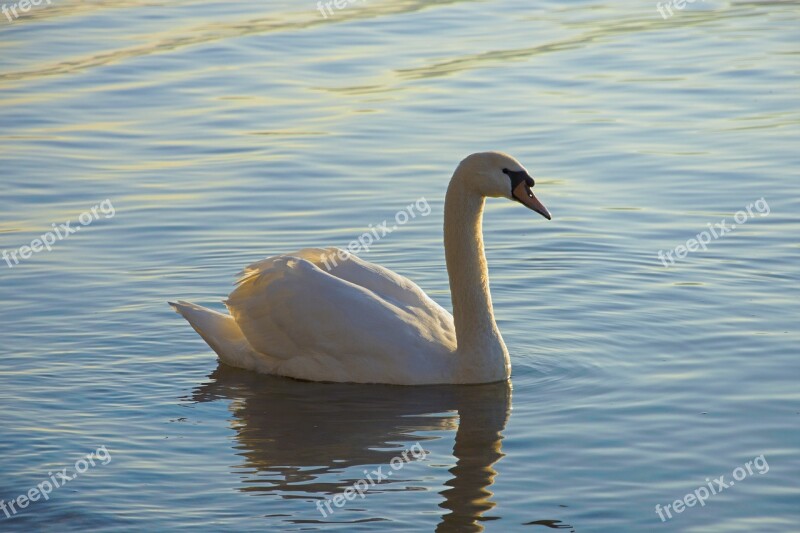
[1,0,798,531]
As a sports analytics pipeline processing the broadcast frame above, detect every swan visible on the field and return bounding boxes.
[170,152,551,385]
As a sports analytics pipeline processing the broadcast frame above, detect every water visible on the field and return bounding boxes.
[1,0,798,531]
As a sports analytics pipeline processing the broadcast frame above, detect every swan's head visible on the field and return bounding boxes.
[456,151,551,220]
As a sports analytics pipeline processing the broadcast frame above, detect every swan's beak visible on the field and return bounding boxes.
[513,181,552,220]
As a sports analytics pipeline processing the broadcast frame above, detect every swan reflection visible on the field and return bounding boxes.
[189,365,512,531]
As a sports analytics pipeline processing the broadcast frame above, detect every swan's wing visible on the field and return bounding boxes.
[238,248,445,313]
[224,248,456,383]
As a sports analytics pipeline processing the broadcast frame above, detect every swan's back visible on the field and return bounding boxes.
[220,248,457,384]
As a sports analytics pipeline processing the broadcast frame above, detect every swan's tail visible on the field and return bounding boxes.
[169,300,267,371]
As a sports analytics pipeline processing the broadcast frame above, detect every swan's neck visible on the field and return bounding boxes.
[444,177,510,382]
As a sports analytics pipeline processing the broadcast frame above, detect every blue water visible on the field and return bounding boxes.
[1,0,798,531]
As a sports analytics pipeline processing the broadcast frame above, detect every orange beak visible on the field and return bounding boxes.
[513,181,551,220]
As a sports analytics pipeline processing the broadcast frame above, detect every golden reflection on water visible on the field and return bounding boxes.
[0,0,476,85]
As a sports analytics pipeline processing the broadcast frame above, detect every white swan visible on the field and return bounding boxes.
[170,152,551,385]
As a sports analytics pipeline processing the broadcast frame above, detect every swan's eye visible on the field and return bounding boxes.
[502,168,535,192]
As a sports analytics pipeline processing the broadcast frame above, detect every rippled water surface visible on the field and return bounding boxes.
[1,1,798,531]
